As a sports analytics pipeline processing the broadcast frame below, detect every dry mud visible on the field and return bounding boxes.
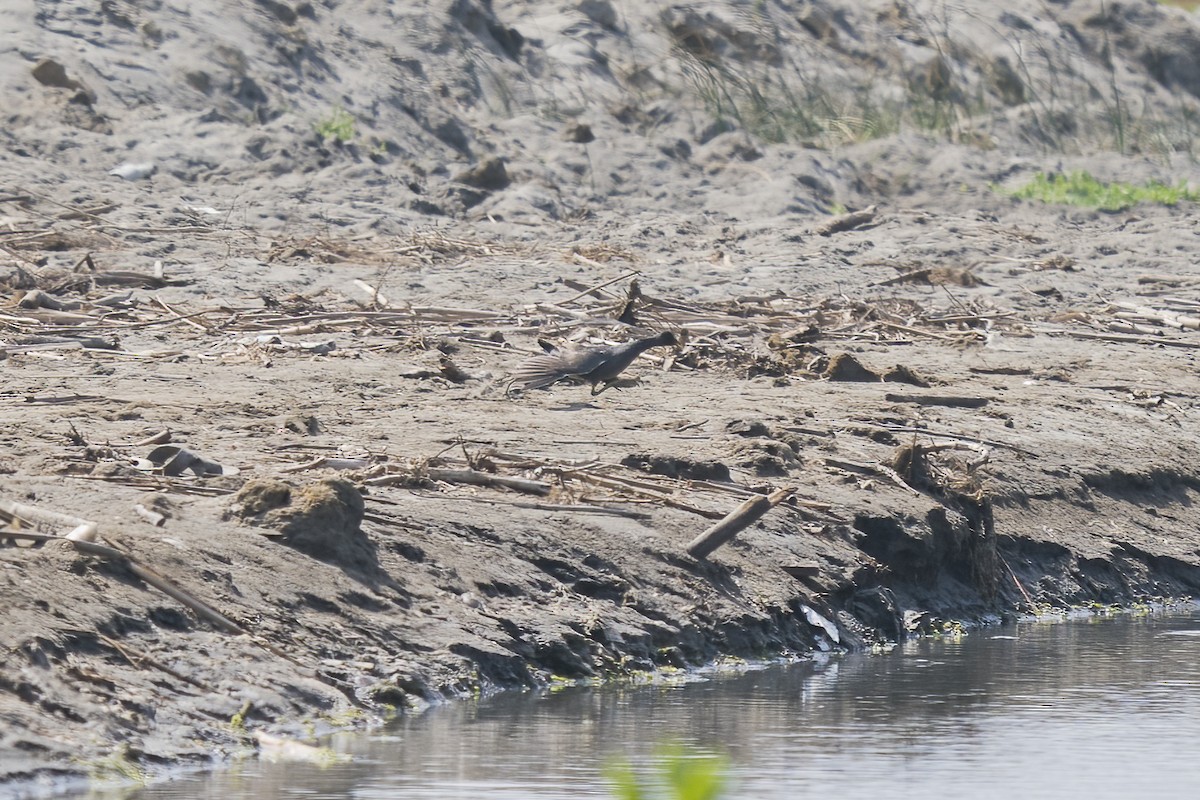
[4,0,1200,794]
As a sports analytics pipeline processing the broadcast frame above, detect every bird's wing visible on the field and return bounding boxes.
[566,347,619,377]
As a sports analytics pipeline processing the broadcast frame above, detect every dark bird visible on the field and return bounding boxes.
[508,331,679,396]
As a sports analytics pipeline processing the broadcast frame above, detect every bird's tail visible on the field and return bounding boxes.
[507,354,569,392]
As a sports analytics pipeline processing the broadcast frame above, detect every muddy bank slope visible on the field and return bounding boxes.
[4,0,1200,794]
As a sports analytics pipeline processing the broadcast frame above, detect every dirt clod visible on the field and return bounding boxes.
[824,353,881,382]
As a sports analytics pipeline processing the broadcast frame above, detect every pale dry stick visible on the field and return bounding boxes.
[363,467,552,496]
[279,456,374,473]
[566,471,723,519]
[248,318,364,337]
[153,296,209,332]
[872,321,968,342]
[13,189,125,234]
[2,338,143,354]
[133,504,166,527]
[278,457,329,474]
[98,633,212,691]
[3,527,303,666]
[531,319,639,339]
[1052,329,1200,349]
[132,430,172,447]
[93,291,134,307]
[109,224,247,236]
[273,442,345,452]
[651,308,793,327]
[423,492,652,519]
[1107,320,1163,336]
[1135,275,1200,291]
[997,553,1038,610]
[37,309,218,335]
[0,242,44,269]
[19,289,79,311]
[64,268,170,289]
[0,500,91,529]
[929,311,1018,325]
[824,458,921,496]
[1111,302,1200,330]
[561,269,641,305]
[872,423,1036,456]
[83,348,185,360]
[455,337,518,353]
[688,480,836,512]
[235,307,510,329]
[71,474,234,496]
[580,468,692,496]
[687,480,760,498]
[686,487,796,559]
[0,529,241,633]
[349,279,391,309]
[426,467,551,495]
[486,451,604,471]
[533,303,593,321]
[7,308,96,325]
[411,305,508,321]
[1157,297,1200,310]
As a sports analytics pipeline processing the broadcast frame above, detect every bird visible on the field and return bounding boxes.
[507,331,679,396]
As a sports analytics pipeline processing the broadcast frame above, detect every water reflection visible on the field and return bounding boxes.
[105,610,1200,800]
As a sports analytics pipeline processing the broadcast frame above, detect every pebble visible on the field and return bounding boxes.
[109,162,157,180]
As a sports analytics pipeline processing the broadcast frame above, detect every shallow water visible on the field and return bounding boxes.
[100,609,1200,800]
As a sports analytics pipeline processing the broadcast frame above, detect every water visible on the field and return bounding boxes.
[106,610,1200,800]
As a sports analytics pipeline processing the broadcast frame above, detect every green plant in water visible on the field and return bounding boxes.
[1004,171,1200,211]
[88,746,147,786]
[314,106,356,143]
[606,744,728,800]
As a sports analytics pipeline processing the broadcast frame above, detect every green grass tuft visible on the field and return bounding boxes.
[314,107,356,143]
[1005,171,1200,211]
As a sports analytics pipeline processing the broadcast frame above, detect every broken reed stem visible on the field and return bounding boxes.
[562,270,641,305]
[98,633,212,691]
[686,487,795,560]
[0,500,92,529]
[133,504,166,527]
[570,471,723,518]
[998,553,1037,610]
[5,528,302,665]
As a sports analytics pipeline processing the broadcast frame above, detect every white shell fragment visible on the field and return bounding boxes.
[109,162,157,180]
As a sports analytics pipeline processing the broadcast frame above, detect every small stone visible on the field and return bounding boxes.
[564,122,595,144]
[32,58,77,89]
[579,0,617,28]
[453,157,509,190]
